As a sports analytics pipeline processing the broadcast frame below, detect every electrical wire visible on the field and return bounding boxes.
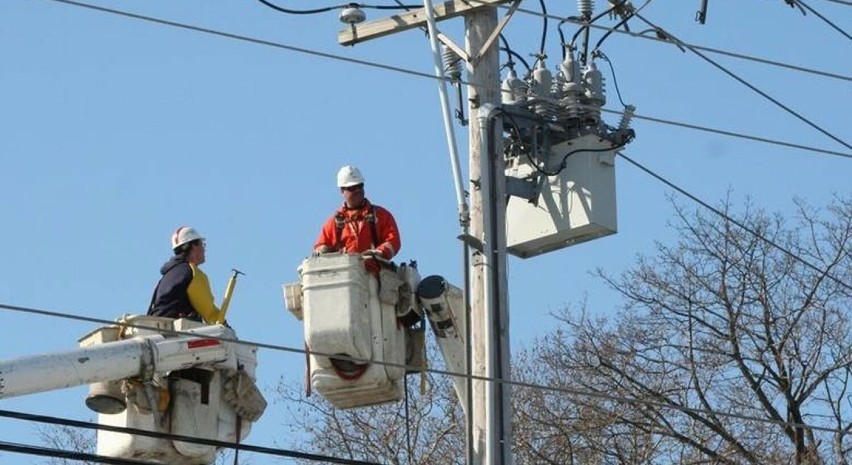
[13,0,852,448]
[599,107,852,159]
[0,440,160,465]
[39,0,444,82]
[49,0,850,91]
[255,0,420,15]
[594,51,628,107]
[22,0,852,313]
[0,409,381,465]
[499,32,532,71]
[794,0,852,41]
[255,0,338,15]
[630,11,851,151]
[500,48,532,72]
[592,0,654,51]
[4,318,852,440]
[536,0,547,56]
[34,0,852,161]
[520,6,852,83]
[618,152,852,294]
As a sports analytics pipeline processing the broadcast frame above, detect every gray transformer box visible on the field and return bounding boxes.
[505,134,617,258]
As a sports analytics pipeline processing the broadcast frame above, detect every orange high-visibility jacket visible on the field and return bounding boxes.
[314,200,401,260]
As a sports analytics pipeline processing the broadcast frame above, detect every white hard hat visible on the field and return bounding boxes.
[171,226,204,250]
[337,165,365,188]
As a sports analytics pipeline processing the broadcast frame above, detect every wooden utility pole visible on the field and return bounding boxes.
[339,2,514,463]
[465,7,512,464]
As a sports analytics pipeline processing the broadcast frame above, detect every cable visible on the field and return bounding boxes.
[5,344,852,440]
[9,295,851,434]
[794,0,852,41]
[15,0,852,446]
[817,0,852,5]
[255,0,420,15]
[599,108,852,160]
[536,0,547,56]
[0,409,382,465]
[595,51,627,107]
[617,152,852,293]
[255,0,338,15]
[38,0,445,82]
[35,0,852,161]
[21,2,852,290]
[630,11,851,151]
[0,440,161,465]
[592,0,654,51]
[521,6,852,83]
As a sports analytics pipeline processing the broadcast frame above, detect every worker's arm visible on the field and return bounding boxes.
[374,207,401,259]
[313,216,337,254]
[187,265,222,324]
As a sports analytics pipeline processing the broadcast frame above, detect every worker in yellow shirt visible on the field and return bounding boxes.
[147,226,222,323]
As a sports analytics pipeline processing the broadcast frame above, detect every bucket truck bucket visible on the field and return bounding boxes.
[286,254,419,409]
[79,315,264,465]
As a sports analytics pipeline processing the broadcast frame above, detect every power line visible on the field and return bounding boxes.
[601,108,852,160]
[4,341,852,444]
[38,0,441,82]
[41,0,852,86]
[12,0,852,450]
[617,152,852,294]
[18,0,852,323]
[30,0,852,163]
[521,7,852,83]
[254,0,421,15]
[0,440,160,465]
[796,0,852,40]
[5,299,852,438]
[0,409,382,465]
[629,11,851,151]
[817,0,852,6]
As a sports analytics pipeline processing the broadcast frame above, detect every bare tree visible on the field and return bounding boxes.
[511,195,852,464]
[276,346,465,465]
[276,196,852,464]
[36,424,97,465]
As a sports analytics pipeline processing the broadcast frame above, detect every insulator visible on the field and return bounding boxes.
[441,45,462,82]
[577,0,594,17]
[582,60,606,108]
[501,68,528,105]
[530,59,553,100]
[557,95,584,121]
[339,4,367,24]
[534,99,560,121]
[557,45,582,98]
[618,104,636,131]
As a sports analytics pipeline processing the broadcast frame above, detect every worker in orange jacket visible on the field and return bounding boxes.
[314,165,401,273]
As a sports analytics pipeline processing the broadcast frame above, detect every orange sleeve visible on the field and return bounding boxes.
[374,207,401,259]
[313,216,337,252]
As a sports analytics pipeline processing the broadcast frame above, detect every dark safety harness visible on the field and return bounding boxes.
[333,204,380,253]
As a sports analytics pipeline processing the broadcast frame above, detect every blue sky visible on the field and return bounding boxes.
[1,0,850,462]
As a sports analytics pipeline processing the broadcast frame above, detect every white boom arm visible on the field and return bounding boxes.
[0,317,266,465]
[0,324,229,401]
[416,275,469,413]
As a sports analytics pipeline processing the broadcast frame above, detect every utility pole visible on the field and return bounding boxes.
[466,8,513,464]
[339,1,515,463]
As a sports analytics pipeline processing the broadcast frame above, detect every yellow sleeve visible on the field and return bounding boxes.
[187,264,222,324]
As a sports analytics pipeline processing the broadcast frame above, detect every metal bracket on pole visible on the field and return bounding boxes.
[505,175,537,201]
